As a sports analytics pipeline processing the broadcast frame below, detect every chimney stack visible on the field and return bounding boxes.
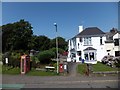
[78,25,83,33]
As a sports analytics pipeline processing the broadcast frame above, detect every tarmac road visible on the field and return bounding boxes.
[1,74,119,89]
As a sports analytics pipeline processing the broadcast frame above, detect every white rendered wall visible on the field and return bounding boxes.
[76,36,106,62]
[90,36,106,62]
[113,33,120,39]
[105,43,114,55]
[68,35,108,62]
[113,33,120,56]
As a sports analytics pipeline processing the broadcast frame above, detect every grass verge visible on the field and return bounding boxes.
[26,68,58,76]
[77,64,86,75]
[92,62,118,72]
[77,62,119,75]
[2,65,58,76]
[2,65,20,75]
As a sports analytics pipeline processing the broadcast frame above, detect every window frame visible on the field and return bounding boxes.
[114,39,119,46]
[84,37,92,46]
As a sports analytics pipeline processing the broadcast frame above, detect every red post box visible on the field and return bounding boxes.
[59,64,63,73]
[20,54,30,74]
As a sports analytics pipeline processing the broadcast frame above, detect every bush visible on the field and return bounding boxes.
[114,57,120,68]
[2,51,21,67]
[31,56,39,63]
[37,50,55,64]
[49,47,64,58]
[30,56,39,68]
[53,63,57,69]
[9,52,21,67]
[30,60,37,68]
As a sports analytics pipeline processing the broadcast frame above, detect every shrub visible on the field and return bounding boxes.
[114,57,120,68]
[49,47,64,58]
[9,52,21,67]
[37,50,55,64]
[53,63,57,69]
[2,51,21,67]
[31,56,39,63]
[30,60,37,68]
[30,56,39,68]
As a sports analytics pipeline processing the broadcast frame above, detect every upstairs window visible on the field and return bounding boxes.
[77,51,81,56]
[84,37,92,45]
[79,37,82,42]
[114,39,119,46]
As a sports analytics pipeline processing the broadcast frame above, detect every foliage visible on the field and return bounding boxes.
[2,19,68,68]
[2,51,21,67]
[77,64,86,75]
[77,63,119,75]
[92,62,118,72]
[114,58,120,68]
[31,56,39,63]
[9,52,21,67]
[2,19,68,53]
[31,35,51,51]
[53,63,57,70]
[50,37,68,50]
[2,52,11,65]
[37,50,55,64]
[2,19,33,52]
[30,60,37,68]
[2,65,58,76]
[49,47,64,57]
[2,65,20,75]
[30,56,39,68]
[26,68,58,76]
[0,53,2,61]
[0,64,2,74]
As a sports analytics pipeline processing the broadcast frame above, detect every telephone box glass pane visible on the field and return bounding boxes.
[22,59,24,72]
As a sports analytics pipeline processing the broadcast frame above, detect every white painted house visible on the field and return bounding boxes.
[67,26,120,64]
[105,29,120,57]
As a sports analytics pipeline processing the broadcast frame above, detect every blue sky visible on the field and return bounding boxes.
[2,2,118,40]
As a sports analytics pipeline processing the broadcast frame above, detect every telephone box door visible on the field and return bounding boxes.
[21,57,25,74]
[21,55,30,74]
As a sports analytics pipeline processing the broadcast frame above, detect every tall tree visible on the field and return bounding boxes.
[2,19,33,52]
[31,35,51,51]
[50,37,67,50]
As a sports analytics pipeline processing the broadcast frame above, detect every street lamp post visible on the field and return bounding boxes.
[54,23,59,74]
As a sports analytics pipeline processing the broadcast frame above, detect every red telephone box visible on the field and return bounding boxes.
[20,54,30,74]
[59,64,63,73]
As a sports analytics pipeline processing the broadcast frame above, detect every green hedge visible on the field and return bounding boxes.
[37,50,55,64]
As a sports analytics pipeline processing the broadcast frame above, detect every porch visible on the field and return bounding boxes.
[83,47,97,64]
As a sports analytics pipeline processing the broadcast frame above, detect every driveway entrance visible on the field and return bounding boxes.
[68,62,79,77]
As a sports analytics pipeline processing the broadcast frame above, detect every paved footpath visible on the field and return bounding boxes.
[67,62,79,77]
